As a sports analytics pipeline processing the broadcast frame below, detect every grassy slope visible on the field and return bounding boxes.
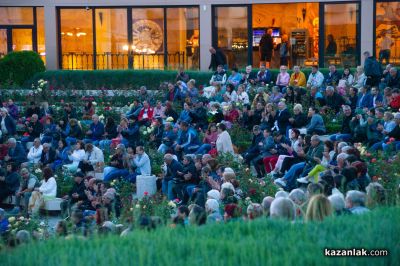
[1,207,399,266]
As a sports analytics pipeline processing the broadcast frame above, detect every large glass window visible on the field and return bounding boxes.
[60,8,94,70]
[0,7,33,25]
[323,3,359,67]
[37,7,46,64]
[57,6,199,70]
[95,9,128,69]
[215,6,248,69]
[0,29,7,57]
[375,1,400,65]
[252,3,319,68]
[12,29,32,51]
[166,7,199,70]
[132,8,164,69]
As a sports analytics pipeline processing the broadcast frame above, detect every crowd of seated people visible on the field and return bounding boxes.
[0,51,399,236]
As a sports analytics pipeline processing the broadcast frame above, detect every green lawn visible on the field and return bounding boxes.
[1,207,399,266]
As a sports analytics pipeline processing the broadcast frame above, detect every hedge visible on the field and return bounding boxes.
[1,207,398,266]
[30,67,354,90]
[0,51,45,87]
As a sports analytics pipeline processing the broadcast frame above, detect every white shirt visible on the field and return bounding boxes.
[1,118,7,134]
[307,71,324,88]
[216,131,234,155]
[85,146,105,166]
[27,145,43,164]
[237,91,250,105]
[68,149,86,166]
[39,177,57,197]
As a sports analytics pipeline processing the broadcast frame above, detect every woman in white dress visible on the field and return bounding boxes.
[216,123,234,155]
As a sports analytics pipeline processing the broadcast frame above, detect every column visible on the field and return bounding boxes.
[44,4,58,70]
[199,4,212,71]
[360,0,374,61]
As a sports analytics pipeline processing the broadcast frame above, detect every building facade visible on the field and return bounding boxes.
[0,0,399,71]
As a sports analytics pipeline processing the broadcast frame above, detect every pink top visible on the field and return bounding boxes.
[276,73,290,86]
[203,131,218,147]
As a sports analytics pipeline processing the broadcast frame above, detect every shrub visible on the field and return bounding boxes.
[30,68,355,91]
[0,51,45,87]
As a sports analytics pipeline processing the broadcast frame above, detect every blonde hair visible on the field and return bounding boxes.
[293,104,303,113]
[305,194,333,222]
[223,172,236,182]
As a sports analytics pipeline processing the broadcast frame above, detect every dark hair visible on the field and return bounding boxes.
[106,117,115,128]
[291,128,300,138]
[341,166,358,188]
[231,67,238,72]
[7,163,18,172]
[319,175,334,196]
[178,205,189,217]
[324,140,334,152]
[226,83,235,92]
[218,123,227,131]
[43,167,53,181]
[309,106,319,113]
[190,205,206,226]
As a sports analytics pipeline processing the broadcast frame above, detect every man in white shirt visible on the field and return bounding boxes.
[307,65,324,89]
[26,138,43,166]
[78,143,104,174]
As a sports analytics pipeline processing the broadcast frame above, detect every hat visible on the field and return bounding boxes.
[395,113,400,119]
[207,189,221,201]
[166,117,174,122]
[75,172,85,178]
[257,87,264,93]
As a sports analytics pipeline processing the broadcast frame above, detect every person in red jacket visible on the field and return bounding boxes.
[137,100,154,126]
[390,89,400,111]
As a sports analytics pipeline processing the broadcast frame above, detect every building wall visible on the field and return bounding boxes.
[0,0,373,71]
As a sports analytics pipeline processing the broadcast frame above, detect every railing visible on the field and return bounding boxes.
[61,51,190,70]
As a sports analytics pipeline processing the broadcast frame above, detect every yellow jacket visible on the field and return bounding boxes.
[289,71,307,87]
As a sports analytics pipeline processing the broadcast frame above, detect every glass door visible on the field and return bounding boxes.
[12,28,33,51]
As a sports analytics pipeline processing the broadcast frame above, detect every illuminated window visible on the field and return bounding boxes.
[214,6,248,69]
[60,8,94,70]
[166,7,199,70]
[132,8,164,69]
[37,7,46,64]
[0,7,33,25]
[0,29,7,57]
[324,3,359,67]
[375,1,400,65]
[95,9,128,69]
[252,3,319,68]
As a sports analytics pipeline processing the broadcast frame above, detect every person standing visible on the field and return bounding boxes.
[363,51,382,87]
[378,31,394,65]
[326,34,337,57]
[259,29,274,68]
[208,47,227,71]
